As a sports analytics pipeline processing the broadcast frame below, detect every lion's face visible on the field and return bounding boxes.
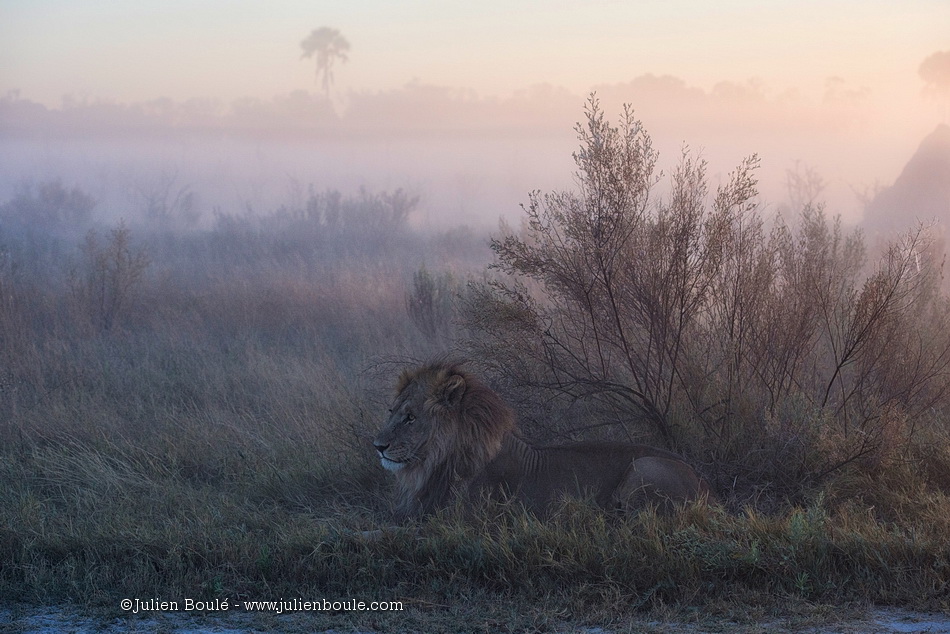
[373,379,437,473]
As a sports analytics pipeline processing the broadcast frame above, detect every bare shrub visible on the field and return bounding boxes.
[0,179,95,227]
[136,170,200,229]
[462,95,950,503]
[70,221,149,332]
[783,161,826,212]
[406,266,458,348]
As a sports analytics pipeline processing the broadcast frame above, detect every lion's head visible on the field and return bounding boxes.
[372,360,515,518]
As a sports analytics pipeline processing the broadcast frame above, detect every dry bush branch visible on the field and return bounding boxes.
[463,96,950,503]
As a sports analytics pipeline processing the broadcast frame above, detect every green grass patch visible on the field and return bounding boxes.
[3,434,948,619]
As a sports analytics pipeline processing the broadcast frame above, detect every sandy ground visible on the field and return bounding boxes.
[3,605,950,633]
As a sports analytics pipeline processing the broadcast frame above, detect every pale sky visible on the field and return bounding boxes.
[2,0,948,107]
[2,0,948,228]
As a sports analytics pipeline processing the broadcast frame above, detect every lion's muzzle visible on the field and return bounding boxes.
[373,441,406,472]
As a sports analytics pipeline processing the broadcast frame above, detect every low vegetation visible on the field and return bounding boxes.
[1,99,949,629]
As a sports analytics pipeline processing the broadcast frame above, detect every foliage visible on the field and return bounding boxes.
[463,95,950,502]
[300,27,350,100]
[70,222,149,332]
[136,170,200,228]
[0,179,95,227]
[919,50,950,100]
[208,186,420,269]
[406,266,459,350]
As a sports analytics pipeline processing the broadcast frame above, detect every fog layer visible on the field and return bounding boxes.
[2,70,945,233]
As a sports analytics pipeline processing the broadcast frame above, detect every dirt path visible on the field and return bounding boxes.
[3,604,950,633]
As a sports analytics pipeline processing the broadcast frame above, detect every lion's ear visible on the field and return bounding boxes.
[438,374,466,409]
[396,369,414,394]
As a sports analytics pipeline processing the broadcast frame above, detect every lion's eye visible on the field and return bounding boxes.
[405,413,415,424]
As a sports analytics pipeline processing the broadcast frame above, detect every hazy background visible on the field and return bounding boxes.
[2,0,949,230]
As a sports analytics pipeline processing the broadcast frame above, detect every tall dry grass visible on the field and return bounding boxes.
[1,145,949,625]
[0,186,487,608]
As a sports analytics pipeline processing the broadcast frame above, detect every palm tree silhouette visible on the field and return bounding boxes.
[300,27,350,101]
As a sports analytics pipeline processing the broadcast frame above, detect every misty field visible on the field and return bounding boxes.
[2,105,950,631]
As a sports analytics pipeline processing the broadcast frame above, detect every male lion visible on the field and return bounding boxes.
[373,360,715,519]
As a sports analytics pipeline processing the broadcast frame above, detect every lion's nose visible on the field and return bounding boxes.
[373,441,389,456]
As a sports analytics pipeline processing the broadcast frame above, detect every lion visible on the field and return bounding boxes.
[372,360,715,519]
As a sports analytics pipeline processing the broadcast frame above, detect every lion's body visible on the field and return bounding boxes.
[473,438,713,513]
[373,361,715,519]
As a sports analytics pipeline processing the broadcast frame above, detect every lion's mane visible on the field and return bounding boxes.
[383,360,514,518]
